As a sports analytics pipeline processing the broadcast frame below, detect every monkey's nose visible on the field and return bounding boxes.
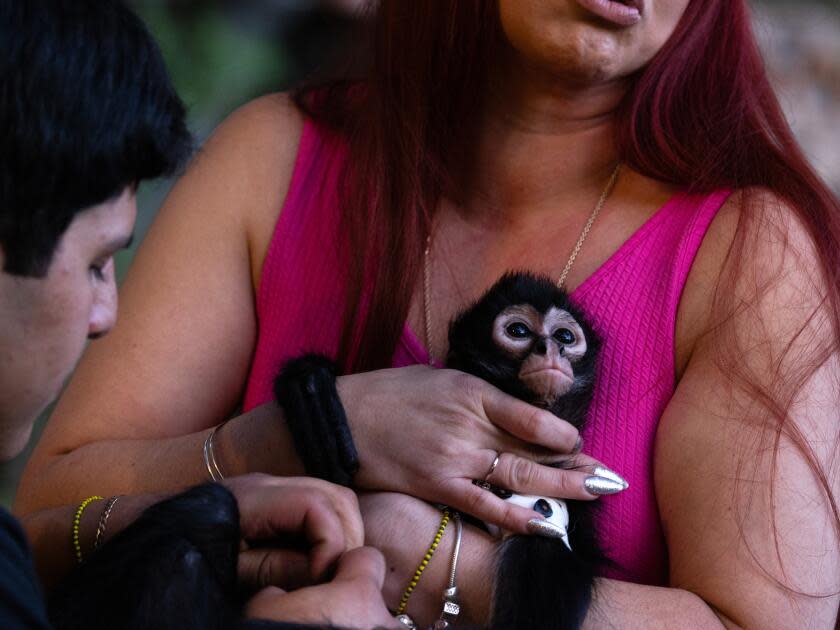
[534,339,547,355]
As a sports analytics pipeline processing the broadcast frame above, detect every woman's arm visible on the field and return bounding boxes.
[365,195,840,628]
[650,193,840,628]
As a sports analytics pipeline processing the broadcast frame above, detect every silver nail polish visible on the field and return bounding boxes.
[584,476,626,496]
[527,518,567,539]
[571,436,583,454]
[593,466,629,489]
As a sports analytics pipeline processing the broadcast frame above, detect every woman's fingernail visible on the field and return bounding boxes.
[572,436,583,454]
[584,476,626,496]
[593,466,629,489]
[527,518,566,539]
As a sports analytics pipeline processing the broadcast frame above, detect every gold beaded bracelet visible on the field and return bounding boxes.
[72,495,104,564]
[395,508,450,616]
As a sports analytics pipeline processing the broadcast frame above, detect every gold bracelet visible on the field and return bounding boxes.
[395,508,450,616]
[72,495,104,564]
[94,495,123,550]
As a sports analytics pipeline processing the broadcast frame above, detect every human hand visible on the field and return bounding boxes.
[245,546,402,629]
[339,366,623,534]
[223,473,364,590]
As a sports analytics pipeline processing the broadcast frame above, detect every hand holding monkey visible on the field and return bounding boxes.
[335,363,610,534]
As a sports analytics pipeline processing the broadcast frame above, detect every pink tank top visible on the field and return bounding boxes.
[242,119,730,586]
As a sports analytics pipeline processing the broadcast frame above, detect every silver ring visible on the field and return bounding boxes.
[484,453,501,481]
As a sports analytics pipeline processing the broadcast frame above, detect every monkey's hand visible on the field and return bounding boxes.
[223,473,364,590]
[245,546,403,629]
[337,366,617,534]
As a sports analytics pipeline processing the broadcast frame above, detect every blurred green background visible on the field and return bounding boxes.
[2,0,839,509]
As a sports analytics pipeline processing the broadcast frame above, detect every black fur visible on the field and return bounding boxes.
[447,271,605,630]
[274,354,359,487]
[447,272,601,426]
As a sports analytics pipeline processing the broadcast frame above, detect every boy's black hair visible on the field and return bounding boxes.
[0,0,192,277]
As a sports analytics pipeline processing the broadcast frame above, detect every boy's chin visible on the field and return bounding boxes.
[0,419,37,462]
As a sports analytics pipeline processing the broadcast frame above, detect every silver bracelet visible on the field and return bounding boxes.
[433,511,463,629]
[93,495,122,550]
[202,421,227,481]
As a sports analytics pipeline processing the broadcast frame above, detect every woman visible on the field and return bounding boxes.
[17,0,840,627]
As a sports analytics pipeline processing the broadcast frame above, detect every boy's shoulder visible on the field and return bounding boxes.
[0,507,51,629]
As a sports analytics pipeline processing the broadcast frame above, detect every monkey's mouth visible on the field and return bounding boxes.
[520,368,574,402]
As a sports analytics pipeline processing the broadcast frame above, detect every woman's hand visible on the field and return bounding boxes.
[223,473,364,590]
[339,366,621,533]
[245,546,402,629]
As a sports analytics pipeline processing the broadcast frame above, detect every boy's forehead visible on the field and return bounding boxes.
[66,188,137,247]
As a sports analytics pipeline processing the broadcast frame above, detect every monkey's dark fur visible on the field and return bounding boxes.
[447,272,605,630]
[48,483,343,630]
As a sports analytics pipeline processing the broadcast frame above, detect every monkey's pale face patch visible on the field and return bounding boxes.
[493,305,587,404]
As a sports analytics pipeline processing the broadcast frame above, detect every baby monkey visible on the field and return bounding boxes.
[447,271,599,424]
[447,272,605,630]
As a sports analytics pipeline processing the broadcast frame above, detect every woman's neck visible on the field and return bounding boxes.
[463,62,630,225]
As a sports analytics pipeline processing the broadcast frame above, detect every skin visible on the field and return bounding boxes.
[0,189,135,459]
[16,1,840,627]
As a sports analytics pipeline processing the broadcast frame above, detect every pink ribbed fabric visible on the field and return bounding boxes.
[243,119,731,586]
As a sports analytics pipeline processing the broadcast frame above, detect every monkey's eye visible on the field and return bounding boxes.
[554,328,576,345]
[506,322,531,339]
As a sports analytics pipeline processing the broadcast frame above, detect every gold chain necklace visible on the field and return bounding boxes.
[423,163,621,365]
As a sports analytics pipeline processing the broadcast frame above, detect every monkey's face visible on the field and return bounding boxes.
[447,272,599,414]
[493,304,588,405]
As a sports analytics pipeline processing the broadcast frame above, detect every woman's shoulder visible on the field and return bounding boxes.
[210,92,305,152]
[675,187,829,377]
[194,93,308,288]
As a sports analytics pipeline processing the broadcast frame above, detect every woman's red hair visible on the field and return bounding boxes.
[295,0,840,553]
